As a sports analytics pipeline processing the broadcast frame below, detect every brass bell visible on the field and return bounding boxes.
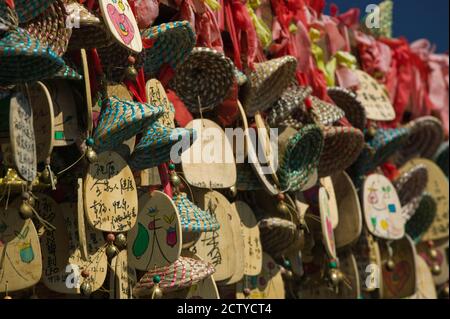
[80,281,93,296]
[429,249,439,260]
[114,233,127,250]
[277,201,290,215]
[170,173,181,188]
[86,148,97,163]
[329,269,342,286]
[385,259,396,271]
[3,296,12,300]
[151,286,163,299]
[431,263,442,276]
[105,244,118,259]
[40,168,51,184]
[367,126,377,139]
[228,185,238,198]
[125,66,138,81]
[27,196,35,208]
[19,201,33,219]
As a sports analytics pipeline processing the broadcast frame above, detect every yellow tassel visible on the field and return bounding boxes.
[203,0,221,11]
[246,4,272,49]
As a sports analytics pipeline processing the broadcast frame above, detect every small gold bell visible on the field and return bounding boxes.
[443,284,449,297]
[125,66,138,81]
[3,295,12,300]
[329,269,341,286]
[105,244,118,259]
[277,201,290,215]
[385,259,396,271]
[367,126,377,138]
[27,196,35,208]
[114,233,127,250]
[80,281,93,296]
[228,185,238,198]
[40,168,51,184]
[151,286,163,299]
[429,249,439,260]
[431,263,442,276]
[86,148,97,163]
[170,173,181,187]
[19,201,33,219]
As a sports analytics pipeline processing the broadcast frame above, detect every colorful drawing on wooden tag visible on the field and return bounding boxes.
[99,0,142,53]
[320,177,339,228]
[128,190,181,271]
[363,174,403,240]
[0,199,42,293]
[84,151,138,232]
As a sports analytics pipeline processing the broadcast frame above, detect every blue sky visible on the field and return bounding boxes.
[328,0,449,53]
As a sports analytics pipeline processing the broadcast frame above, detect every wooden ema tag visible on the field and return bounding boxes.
[9,91,37,182]
[362,174,404,240]
[380,235,417,299]
[181,119,237,189]
[146,79,175,128]
[332,171,363,249]
[236,101,278,196]
[354,70,396,122]
[99,0,142,53]
[128,191,182,271]
[352,230,383,299]
[231,201,262,277]
[220,203,246,285]
[319,187,337,259]
[410,255,437,299]
[320,177,339,228]
[190,190,236,282]
[297,250,360,299]
[84,151,138,232]
[417,241,449,286]
[81,49,93,135]
[168,251,220,299]
[400,159,449,241]
[28,81,54,164]
[236,253,285,299]
[110,250,137,299]
[39,198,107,294]
[77,178,88,260]
[0,199,42,293]
[46,81,79,147]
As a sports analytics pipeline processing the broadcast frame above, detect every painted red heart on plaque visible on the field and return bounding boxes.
[383,260,411,296]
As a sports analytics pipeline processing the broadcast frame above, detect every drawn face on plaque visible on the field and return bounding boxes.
[46,81,79,147]
[319,187,337,259]
[380,235,417,299]
[354,70,396,122]
[84,151,138,232]
[128,191,182,271]
[9,91,37,182]
[0,199,42,293]
[146,79,175,129]
[39,198,108,294]
[99,0,142,53]
[181,119,237,189]
[28,81,54,164]
[400,159,449,242]
[363,174,404,240]
[232,201,262,277]
[236,253,285,299]
[191,190,235,282]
